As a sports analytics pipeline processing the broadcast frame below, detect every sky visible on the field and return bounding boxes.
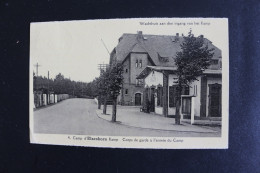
[30,18,228,83]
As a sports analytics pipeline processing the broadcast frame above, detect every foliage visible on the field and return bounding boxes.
[174,29,215,124]
[107,62,124,99]
[33,73,94,98]
[96,62,124,100]
[95,62,124,120]
[175,30,215,87]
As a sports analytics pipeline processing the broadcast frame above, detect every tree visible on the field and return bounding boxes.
[174,29,214,124]
[97,69,110,113]
[107,62,124,122]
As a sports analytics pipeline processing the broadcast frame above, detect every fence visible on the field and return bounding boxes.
[34,93,70,108]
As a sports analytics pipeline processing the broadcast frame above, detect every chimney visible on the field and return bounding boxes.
[118,36,123,43]
[137,31,143,40]
[175,33,179,42]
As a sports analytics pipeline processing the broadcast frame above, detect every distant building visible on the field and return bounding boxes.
[110,31,222,108]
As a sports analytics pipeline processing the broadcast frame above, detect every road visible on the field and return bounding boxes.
[34,98,220,137]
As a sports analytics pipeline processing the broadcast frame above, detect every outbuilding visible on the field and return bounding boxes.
[137,66,222,119]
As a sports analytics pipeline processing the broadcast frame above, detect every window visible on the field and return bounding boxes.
[139,60,142,68]
[135,60,138,68]
[125,69,128,73]
[183,86,190,95]
[211,59,219,65]
[136,79,143,86]
[125,89,128,95]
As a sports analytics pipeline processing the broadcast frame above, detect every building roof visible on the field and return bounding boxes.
[137,66,222,79]
[111,32,222,67]
[136,66,177,79]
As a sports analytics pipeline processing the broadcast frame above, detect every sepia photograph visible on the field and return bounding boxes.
[30,18,229,149]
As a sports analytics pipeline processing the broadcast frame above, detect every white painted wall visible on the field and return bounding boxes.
[168,74,178,86]
[43,94,47,106]
[144,71,163,87]
[168,74,201,117]
[144,71,164,115]
[155,107,163,115]
[190,76,201,117]
[168,107,176,115]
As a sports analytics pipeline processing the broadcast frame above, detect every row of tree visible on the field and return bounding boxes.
[33,73,97,98]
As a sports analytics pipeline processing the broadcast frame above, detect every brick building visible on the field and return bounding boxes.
[110,31,222,107]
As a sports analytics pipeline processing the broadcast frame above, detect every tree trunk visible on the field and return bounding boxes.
[112,98,117,122]
[103,97,107,114]
[98,97,101,109]
[175,97,181,125]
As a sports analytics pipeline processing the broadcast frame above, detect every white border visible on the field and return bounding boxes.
[30,18,229,149]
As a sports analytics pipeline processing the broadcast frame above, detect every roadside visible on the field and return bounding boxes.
[96,105,221,135]
[33,99,67,111]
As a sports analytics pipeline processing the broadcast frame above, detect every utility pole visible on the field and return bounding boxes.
[98,63,109,75]
[34,63,41,77]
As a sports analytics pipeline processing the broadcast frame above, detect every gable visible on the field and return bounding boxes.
[131,43,147,53]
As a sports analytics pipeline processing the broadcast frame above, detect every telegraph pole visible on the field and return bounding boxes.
[34,63,41,77]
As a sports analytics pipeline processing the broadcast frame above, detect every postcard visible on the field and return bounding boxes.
[30,18,229,149]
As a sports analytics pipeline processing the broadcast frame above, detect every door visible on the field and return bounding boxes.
[135,93,141,106]
[208,84,222,117]
[150,88,155,112]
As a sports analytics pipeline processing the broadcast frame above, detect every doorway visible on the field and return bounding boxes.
[208,84,221,117]
[150,88,155,112]
[135,93,142,106]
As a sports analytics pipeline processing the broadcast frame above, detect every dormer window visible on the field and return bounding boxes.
[211,59,219,65]
[158,53,169,62]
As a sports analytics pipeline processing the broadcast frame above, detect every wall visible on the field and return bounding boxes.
[190,76,201,117]
[144,71,163,115]
[168,74,201,117]
[144,70,163,87]
[121,52,151,105]
[130,53,148,84]
[121,83,144,105]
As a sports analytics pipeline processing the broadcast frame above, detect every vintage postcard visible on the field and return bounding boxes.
[30,18,229,149]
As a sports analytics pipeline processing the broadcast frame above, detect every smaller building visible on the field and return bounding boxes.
[137,66,222,119]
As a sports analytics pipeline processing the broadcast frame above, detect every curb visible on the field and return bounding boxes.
[95,110,219,134]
